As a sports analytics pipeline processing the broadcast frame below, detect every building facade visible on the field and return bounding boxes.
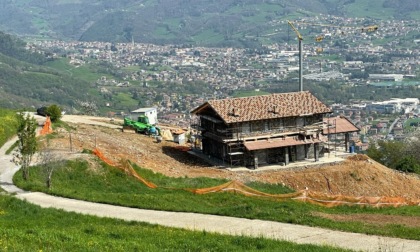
[191,91,332,168]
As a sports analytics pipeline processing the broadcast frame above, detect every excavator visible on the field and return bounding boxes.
[123,116,161,136]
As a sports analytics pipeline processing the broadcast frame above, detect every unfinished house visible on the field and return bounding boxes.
[190,91,332,168]
[323,116,361,152]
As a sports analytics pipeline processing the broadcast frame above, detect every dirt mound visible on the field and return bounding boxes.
[347,154,370,161]
[252,158,420,199]
[49,119,420,200]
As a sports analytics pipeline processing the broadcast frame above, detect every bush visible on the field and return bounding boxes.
[46,104,62,122]
[395,156,420,174]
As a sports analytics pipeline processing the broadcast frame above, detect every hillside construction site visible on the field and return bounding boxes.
[42,115,420,224]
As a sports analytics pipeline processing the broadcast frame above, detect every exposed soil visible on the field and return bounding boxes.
[46,115,420,225]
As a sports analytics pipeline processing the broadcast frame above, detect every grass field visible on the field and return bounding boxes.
[44,58,114,83]
[14,158,420,241]
[404,118,420,131]
[0,195,348,251]
[344,0,393,19]
[0,108,18,147]
[233,90,271,97]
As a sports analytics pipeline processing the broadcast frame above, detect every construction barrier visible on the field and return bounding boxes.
[39,116,53,135]
[92,148,420,208]
[92,148,157,189]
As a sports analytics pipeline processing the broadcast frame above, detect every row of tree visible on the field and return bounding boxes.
[367,131,420,174]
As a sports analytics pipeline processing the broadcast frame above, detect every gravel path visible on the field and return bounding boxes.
[1,125,420,251]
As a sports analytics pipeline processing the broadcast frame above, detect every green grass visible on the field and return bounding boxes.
[44,58,114,83]
[0,108,18,148]
[344,0,394,19]
[14,158,420,241]
[5,140,18,155]
[404,118,420,130]
[0,195,348,252]
[233,90,271,97]
[113,92,138,109]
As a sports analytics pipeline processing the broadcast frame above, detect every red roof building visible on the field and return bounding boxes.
[191,91,333,168]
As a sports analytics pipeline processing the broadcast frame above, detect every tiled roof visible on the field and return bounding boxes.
[191,91,331,124]
[323,116,360,134]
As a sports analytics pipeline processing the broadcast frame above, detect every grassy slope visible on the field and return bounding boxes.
[14,157,420,241]
[0,195,347,251]
[44,58,139,111]
[0,53,96,110]
[0,108,18,147]
[2,0,418,47]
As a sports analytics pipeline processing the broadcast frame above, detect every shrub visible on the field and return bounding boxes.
[46,104,62,122]
[395,156,420,174]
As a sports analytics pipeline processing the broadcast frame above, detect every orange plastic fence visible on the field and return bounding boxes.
[300,191,420,207]
[39,116,53,135]
[92,148,420,208]
[93,148,157,189]
[192,180,304,199]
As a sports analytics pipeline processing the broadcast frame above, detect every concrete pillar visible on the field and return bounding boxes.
[285,147,289,165]
[345,133,349,152]
[314,143,319,162]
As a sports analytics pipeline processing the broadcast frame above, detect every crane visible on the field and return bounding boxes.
[287,20,304,92]
[287,20,378,92]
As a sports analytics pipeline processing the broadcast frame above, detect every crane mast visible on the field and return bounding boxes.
[287,20,303,92]
[286,20,378,93]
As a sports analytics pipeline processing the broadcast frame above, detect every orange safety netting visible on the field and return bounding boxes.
[299,191,420,207]
[39,116,53,135]
[191,180,304,199]
[93,148,157,188]
[92,148,420,208]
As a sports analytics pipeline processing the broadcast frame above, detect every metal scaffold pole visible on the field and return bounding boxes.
[299,39,303,92]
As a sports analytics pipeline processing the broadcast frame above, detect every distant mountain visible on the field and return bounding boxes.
[0,0,419,46]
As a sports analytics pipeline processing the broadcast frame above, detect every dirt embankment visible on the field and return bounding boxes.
[51,116,420,200]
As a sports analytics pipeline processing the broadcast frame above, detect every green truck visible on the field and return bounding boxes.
[123,116,160,136]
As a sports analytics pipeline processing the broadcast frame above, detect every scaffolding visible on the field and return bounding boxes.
[226,122,244,167]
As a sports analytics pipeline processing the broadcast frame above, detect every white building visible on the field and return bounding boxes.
[131,107,158,125]
[368,74,404,82]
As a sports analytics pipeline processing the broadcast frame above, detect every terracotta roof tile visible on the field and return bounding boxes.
[323,116,360,134]
[192,91,331,124]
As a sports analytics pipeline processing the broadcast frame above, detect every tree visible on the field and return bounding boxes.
[46,104,62,122]
[39,144,64,189]
[76,100,98,116]
[13,112,38,180]
[395,156,420,174]
[366,140,405,169]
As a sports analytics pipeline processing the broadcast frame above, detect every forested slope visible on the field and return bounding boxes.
[0,32,95,110]
[0,0,418,45]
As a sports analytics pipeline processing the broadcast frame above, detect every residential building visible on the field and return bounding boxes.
[191,91,332,168]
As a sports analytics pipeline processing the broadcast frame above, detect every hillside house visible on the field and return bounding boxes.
[190,91,332,168]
